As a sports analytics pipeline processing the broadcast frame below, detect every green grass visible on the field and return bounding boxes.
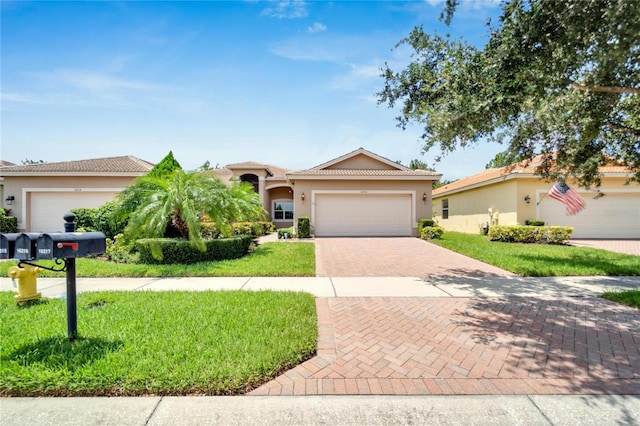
[602,289,640,309]
[0,290,317,396]
[0,242,315,278]
[429,232,640,276]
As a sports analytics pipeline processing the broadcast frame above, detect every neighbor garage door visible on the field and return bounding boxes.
[31,191,118,232]
[314,193,412,237]
[539,192,640,238]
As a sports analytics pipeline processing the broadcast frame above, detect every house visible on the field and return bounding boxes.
[216,148,441,237]
[0,156,153,232]
[2,148,440,237]
[432,157,639,239]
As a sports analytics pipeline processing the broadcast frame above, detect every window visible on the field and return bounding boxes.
[442,199,449,219]
[273,200,294,221]
[240,174,259,193]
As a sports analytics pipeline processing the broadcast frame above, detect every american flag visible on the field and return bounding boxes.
[548,181,586,216]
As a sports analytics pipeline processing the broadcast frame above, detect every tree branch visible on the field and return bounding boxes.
[571,82,640,95]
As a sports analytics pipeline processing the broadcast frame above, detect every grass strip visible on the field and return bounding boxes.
[0,241,315,278]
[429,232,640,276]
[602,289,640,309]
[0,290,317,396]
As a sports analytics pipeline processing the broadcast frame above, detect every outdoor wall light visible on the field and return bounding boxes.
[422,193,427,201]
[524,195,531,204]
[301,192,305,201]
[5,195,14,205]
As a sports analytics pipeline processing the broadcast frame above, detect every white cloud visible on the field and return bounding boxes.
[47,69,164,92]
[261,1,308,19]
[307,22,326,33]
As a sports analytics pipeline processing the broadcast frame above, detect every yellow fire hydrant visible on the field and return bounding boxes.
[8,264,42,305]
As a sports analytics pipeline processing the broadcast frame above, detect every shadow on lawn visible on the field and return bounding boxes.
[3,336,124,370]
[452,296,640,395]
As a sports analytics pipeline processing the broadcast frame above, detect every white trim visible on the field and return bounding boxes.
[20,187,123,230]
[311,190,417,229]
[272,198,294,223]
[286,174,438,181]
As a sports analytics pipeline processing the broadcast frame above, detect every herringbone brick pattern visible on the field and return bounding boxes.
[249,297,640,395]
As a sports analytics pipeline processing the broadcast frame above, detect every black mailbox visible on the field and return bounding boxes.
[36,232,106,259]
[0,233,20,260]
[14,233,40,260]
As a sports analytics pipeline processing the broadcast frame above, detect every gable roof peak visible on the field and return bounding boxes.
[310,147,410,171]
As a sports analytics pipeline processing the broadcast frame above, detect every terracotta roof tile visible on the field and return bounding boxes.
[0,156,154,175]
[433,155,633,196]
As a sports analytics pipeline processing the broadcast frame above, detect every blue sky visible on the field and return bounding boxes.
[1,0,503,181]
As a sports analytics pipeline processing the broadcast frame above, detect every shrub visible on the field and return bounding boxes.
[259,221,275,234]
[420,225,444,240]
[136,235,252,264]
[105,234,138,263]
[94,200,126,239]
[545,226,574,244]
[201,222,221,239]
[0,210,17,233]
[278,227,294,239]
[232,222,253,237]
[297,217,311,238]
[488,225,573,244]
[418,219,436,235]
[70,208,98,231]
[525,220,545,226]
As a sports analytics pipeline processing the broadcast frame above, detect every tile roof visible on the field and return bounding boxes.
[0,156,154,175]
[433,155,634,196]
[309,147,412,171]
[225,161,291,179]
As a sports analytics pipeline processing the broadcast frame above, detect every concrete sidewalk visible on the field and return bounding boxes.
[1,275,638,298]
[3,395,640,425]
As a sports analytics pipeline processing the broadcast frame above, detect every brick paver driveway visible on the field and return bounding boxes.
[315,237,515,277]
[251,297,640,396]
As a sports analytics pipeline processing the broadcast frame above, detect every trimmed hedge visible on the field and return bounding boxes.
[420,225,444,240]
[488,225,573,244]
[297,216,311,238]
[278,227,294,239]
[0,211,17,233]
[136,235,252,264]
[418,219,436,235]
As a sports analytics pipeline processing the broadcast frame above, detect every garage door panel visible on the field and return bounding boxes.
[315,194,412,237]
[31,192,117,232]
[539,193,639,238]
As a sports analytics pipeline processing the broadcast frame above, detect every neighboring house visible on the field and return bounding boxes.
[216,148,441,237]
[0,156,153,232]
[432,157,639,239]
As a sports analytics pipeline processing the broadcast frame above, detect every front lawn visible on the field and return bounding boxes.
[430,232,640,276]
[0,290,317,396]
[0,241,315,278]
[602,289,640,309]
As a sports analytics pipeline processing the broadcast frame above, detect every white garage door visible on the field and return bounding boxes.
[314,193,412,237]
[31,192,118,232]
[539,192,640,238]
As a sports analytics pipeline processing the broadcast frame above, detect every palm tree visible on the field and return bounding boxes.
[115,169,265,253]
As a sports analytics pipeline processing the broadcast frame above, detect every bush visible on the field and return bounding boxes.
[488,225,573,244]
[418,219,436,235]
[278,227,294,239]
[297,217,311,238]
[136,235,252,264]
[420,225,444,240]
[545,226,574,244]
[525,220,545,226]
[200,222,221,239]
[259,221,275,234]
[94,200,127,239]
[105,234,138,263]
[0,210,17,233]
[70,208,98,231]
[232,222,253,237]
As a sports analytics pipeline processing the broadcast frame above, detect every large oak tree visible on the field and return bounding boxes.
[378,0,639,188]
